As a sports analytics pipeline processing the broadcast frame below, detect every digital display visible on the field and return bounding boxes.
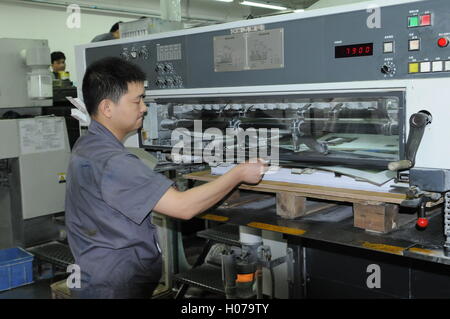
[335,43,373,58]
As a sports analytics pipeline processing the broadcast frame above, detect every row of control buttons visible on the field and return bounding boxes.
[408,38,449,51]
[408,14,431,28]
[384,37,449,54]
[408,60,450,74]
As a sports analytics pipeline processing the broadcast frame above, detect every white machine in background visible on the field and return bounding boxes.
[75,0,450,298]
[0,38,71,249]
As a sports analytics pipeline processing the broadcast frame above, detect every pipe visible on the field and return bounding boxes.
[15,0,224,23]
[160,0,181,22]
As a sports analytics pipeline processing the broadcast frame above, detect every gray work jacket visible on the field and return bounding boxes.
[65,120,173,298]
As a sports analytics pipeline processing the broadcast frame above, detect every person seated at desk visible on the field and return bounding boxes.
[51,51,66,79]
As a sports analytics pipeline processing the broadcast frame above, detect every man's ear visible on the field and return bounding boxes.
[98,99,114,119]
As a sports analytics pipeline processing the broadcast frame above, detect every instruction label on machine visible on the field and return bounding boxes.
[19,117,65,155]
[214,28,284,72]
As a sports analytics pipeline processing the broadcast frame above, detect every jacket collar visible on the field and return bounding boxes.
[88,119,124,149]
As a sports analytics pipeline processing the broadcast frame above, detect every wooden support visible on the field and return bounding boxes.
[276,193,306,219]
[276,193,338,219]
[353,202,399,233]
[184,171,426,233]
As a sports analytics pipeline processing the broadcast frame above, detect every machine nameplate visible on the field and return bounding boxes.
[214,28,284,72]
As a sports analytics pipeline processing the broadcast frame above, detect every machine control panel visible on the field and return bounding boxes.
[85,37,186,90]
[84,0,450,89]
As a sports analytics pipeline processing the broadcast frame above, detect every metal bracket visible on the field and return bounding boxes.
[258,246,294,282]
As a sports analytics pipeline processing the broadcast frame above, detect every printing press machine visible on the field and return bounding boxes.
[74,0,450,298]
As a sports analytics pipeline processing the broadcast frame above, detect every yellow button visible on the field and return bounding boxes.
[409,62,419,73]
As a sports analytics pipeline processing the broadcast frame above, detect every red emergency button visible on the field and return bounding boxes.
[420,14,431,26]
[438,37,449,48]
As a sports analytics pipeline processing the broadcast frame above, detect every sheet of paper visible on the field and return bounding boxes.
[19,117,65,155]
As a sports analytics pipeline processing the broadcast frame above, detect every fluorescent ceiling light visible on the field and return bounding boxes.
[240,1,287,10]
[215,0,234,2]
[294,9,305,12]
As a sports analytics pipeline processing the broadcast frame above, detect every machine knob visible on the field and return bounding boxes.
[140,47,149,59]
[155,64,164,73]
[416,217,429,229]
[165,77,174,86]
[120,51,130,60]
[381,64,392,74]
[155,79,165,87]
[164,63,174,73]
[381,62,396,76]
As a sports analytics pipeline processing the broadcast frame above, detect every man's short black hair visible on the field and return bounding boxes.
[82,57,146,115]
[110,22,122,33]
[51,51,66,63]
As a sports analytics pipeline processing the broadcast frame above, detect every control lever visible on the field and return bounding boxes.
[388,111,432,171]
[401,186,441,229]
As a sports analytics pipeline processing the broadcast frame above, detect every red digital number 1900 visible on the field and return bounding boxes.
[335,43,373,58]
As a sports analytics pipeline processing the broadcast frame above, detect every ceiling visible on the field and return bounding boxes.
[246,0,319,15]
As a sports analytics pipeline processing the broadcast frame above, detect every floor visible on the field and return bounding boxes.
[0,277,61,299]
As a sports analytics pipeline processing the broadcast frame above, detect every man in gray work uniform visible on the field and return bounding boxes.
[65,57,267,299]
[91,22,122,42]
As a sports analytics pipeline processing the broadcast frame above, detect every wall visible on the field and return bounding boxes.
[0,0,250,85]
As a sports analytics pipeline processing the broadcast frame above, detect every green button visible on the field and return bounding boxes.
[408,16,419,27]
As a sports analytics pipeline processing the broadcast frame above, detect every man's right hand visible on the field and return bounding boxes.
[234,159,269,184]
[154,158,269,220]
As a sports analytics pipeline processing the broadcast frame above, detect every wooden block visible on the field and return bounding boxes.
[50,279,72,299]
[276,192,306,219]
[353,203,399,233]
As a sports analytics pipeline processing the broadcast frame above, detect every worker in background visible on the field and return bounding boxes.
[50,51,66,79]
[65,57,268,299]
[91,21,122,42]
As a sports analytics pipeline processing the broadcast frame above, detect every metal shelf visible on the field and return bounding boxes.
[27,241,74,269]
[196,224,241,247]
[173,264,224,295]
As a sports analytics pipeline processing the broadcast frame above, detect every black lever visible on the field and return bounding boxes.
[388,111,432,171]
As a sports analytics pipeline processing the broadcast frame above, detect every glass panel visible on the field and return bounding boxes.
[143,93,403,168]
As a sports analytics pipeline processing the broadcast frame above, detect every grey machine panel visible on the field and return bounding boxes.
[0,38,51,108]
[85,0,450,89]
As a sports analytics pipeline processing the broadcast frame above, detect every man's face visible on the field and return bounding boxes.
[110,81,147,135]
[52,59,66,72]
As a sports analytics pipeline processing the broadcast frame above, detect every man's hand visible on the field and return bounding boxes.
[234,158,269,184]
[154,159,269,220]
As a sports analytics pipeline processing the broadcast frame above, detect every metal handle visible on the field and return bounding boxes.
[388,111,431,171]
